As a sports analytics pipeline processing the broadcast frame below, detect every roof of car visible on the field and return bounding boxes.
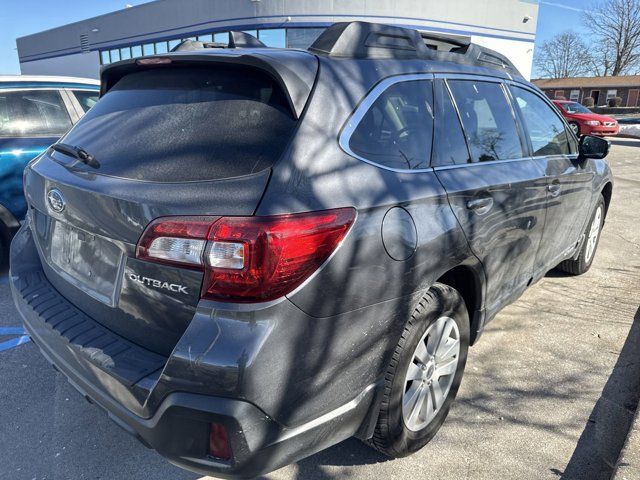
[0,75,100,88]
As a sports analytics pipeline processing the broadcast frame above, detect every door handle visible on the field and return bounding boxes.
[466,197,493,214]
[547,182,561,197]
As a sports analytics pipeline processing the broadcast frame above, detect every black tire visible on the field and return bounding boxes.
[369,283,469,457]
[569,122,581,136]
[557,195,605,275]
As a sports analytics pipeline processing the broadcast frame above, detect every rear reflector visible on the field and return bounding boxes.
[136,208,356,302]
[208,423,232,461]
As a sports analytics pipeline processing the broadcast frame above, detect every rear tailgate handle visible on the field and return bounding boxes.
[466,197,493,214]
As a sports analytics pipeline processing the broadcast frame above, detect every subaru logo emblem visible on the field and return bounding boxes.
[47,189,66,213]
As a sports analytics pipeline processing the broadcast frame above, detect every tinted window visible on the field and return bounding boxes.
[59,65,297,182]
[511,87,570,156]
[432,80,470,166]
[349,80,434,170]
[72,90,99,113]
[448,80,523,162]
[0,90,72,137]
[259,29,286,47]
[286,28,325,49]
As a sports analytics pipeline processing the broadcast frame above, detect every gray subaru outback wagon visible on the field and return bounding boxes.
[10,22,612,478]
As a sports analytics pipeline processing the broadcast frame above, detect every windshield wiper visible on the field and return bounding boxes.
[50,143,100,169]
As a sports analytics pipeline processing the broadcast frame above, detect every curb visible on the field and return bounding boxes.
[613,405,640,480]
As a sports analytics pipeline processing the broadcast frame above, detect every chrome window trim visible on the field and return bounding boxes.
[432,156,531,171]
[338,73,436,174]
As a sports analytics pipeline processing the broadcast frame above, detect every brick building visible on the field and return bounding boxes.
[533,76,640,107]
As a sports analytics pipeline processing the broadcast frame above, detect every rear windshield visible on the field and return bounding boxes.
[59,65,296,182]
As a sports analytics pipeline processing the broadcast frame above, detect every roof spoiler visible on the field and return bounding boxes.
[99,51,318,119]
[170,31,267,52]
[309,21,521,76]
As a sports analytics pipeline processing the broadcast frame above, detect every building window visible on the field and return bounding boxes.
[554,90,565,99]
[197,34,213,42]
[286,28,325,49]
[570,90,580,101]
[109,49,120,62]
[120,47,131,60]
[100,51,110,65]
[155,41,168,54]
[168,39,181,50]
[142,43,155,55]
[259,29,286,48]
[606,89,618,100]
[131,45,142,57]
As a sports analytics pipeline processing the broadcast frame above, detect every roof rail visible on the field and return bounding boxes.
[170,31,267,52]
[309,22,521,77]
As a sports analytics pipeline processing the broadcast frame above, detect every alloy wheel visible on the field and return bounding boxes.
[585,205,602,264]
[402,316,460,432]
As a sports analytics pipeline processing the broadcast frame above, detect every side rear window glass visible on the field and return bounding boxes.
[348,80,434,171]
[448,80,524,162]
[72,90,99,113]
[0,90,72,137]
[510,87,571,156]
[432,80,470,166]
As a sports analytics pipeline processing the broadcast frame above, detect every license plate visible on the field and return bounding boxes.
[49,220,123,305]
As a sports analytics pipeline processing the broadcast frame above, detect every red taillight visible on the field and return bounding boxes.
[136,208,356,302]
[208,423,232,461]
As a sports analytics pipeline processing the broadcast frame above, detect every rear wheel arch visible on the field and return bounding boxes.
[436,264,484,345]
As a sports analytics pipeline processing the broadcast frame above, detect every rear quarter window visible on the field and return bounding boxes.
[347,79,434,171]
[60,65,297,182]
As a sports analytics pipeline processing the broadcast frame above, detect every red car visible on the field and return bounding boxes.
[553,100,619,137]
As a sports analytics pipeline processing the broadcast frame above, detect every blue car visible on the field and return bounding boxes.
[0,75,99,262]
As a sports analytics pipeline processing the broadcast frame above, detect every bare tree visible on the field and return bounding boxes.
[534,31,593,78]
[584,0,640,76]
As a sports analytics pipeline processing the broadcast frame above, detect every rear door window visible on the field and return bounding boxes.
[71,90,99,113]
[348,79,434,171]
[0,90,72,137]
[447,80,524,162]
[510,86,571,156]
[60,65,297,182]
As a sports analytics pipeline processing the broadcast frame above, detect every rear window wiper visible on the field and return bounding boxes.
[50,143,100,169]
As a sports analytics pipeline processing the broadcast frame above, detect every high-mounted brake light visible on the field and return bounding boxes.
[136,57,172,65]
[136,208,356,302]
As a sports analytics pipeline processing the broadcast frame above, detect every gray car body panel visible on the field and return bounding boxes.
[10,26,614,478]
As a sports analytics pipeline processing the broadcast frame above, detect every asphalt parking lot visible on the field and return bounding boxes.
[0,139,638,480]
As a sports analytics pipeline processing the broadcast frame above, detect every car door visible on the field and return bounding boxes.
[0,88,73,222]
[433,76,548,317]
[508,85,594,274]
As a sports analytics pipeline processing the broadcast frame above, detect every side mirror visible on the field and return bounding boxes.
[578,135,610,160]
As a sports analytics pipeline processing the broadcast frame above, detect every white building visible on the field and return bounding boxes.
[17,0,539,80]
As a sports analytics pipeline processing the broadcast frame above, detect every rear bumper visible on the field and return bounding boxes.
[9,222,380,478]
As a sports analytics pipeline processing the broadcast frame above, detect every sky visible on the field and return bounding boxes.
[0,0,589,76]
